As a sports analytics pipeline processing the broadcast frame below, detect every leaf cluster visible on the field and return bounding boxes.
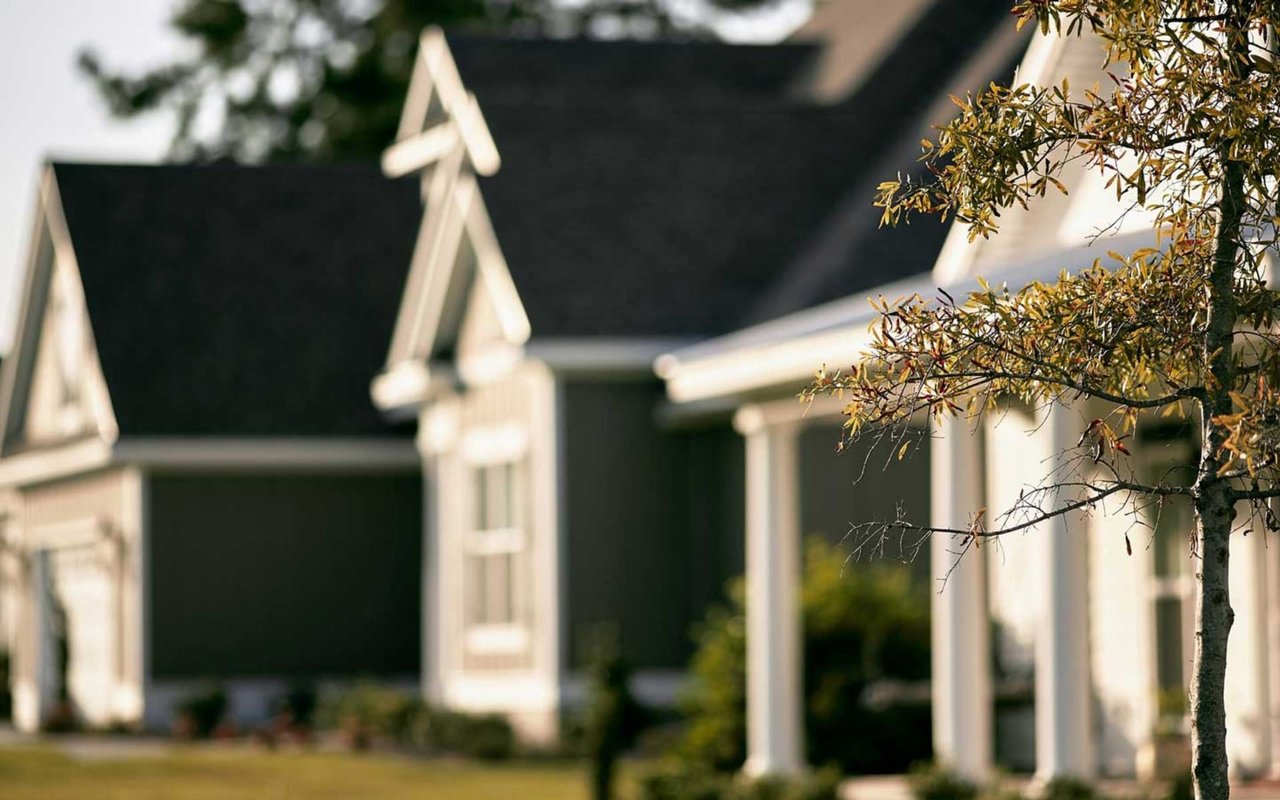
[809,0,1280,546]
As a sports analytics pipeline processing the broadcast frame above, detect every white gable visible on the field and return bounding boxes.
[933,31,1153,284]
[0,169,117,456]
[23,258,102,445]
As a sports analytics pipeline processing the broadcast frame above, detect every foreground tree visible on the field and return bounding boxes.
[805,3,1280,799]
[77,0,715,162]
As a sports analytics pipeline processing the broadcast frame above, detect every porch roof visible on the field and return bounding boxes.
[656,229,1157,406]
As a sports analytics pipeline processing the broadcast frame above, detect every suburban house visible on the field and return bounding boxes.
[370,0,1024,744]
[0,162,424,732]
[658,24,1280,783]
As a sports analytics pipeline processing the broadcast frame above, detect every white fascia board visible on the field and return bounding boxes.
[382,122,461,178]
[0,436,114,487]
[370,359,455,414]
[660,228,1157,404]
[383,28,500,178]
[526,338,699,376]
[111,438,419,472]
[663,324,873,405]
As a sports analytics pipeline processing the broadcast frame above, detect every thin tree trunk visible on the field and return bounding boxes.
[1190,73,1247,799]
[1192,477,1235,800]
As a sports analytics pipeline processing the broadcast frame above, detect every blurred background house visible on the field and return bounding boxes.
[2,0,1277,792]
[0,162,422,732]
[371,0,1020,747]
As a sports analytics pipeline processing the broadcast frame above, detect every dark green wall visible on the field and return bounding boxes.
[798,424,931,584]
[562,381,743,671]
[148,471,421,679]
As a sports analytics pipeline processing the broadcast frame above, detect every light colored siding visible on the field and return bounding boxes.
[1088,490,1154,776]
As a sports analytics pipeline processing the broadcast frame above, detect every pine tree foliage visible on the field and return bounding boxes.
[77,0,724,162]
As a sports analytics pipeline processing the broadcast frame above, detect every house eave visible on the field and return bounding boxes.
[527,337,700,377]
[111,437,420,472]
[658,229,1158,406]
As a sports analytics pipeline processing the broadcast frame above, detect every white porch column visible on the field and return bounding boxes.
[1267,510,1280,777]
[1225,522,1272,778]
[1035,406,1094,781]
[735,405,804,778]
[931,418,992,781]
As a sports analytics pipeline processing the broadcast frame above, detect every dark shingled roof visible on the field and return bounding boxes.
[436,1,1020,339]
[51,162,420,437]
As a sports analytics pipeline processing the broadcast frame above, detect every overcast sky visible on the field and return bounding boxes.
[0,0,181,350]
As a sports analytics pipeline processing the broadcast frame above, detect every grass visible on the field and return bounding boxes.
[0,744,593,800]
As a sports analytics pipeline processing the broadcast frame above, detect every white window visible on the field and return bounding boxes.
[460,429,530,657]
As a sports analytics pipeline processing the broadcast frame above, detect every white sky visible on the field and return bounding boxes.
[0,0,181,351]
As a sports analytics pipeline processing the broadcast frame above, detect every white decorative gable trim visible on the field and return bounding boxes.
[374,30,533,414]
[382,28,500,178]
[0,166,119,461]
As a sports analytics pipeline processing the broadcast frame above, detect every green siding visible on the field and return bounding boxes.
[562,381,743,671]
[149,471,421,679]
[798,424,931,584]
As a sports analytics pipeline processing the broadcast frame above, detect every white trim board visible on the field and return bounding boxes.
[383,28,499,178]
[658,229,1157,405]
[111,438,420,471]
[526,338,699,376]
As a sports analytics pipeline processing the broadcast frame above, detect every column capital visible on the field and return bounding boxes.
[733,403,802,437]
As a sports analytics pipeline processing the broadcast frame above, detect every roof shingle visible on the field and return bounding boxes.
[52,162,420,437]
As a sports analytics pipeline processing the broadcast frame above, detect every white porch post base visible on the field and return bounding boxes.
[930,418,992,781]
[736,406,804,778]
[1034,406,1094,783]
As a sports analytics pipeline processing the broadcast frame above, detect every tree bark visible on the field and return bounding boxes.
[1190,98,1247,800]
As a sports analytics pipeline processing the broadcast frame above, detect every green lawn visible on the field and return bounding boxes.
[0,745,593,800]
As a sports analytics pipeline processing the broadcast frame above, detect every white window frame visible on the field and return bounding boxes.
[460,424,530,657]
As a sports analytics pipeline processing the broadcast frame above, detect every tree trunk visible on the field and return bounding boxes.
[1190,83,1247,798]
[1191,477,1235,800]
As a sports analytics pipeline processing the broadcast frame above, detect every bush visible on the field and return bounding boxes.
[174,685,228,739]
[636,763,840,800]
[677,537,932,774]
[582,625,644,799]
[277,683,318,729]
[1041,779,1097,800]
[0,649,10,721]
[1165,774,1193,800]
[425,709,515,760]
[907,763,978,800]
[636,763,732,800]
[316,682,418,748]
[315,683,515,760]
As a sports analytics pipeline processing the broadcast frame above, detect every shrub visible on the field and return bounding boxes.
[0,649,10,721]
[582,625,644,800]
[1040,778,1097,800]
[636,763,732,800]
[1165,774,1193,800]
[429,709,515,760]
[907,763,978,800]
[677,537,932,774]
[277,683,318,729]
[174,685,228,739]
[316,682,418,747]
[315,683,515,760]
